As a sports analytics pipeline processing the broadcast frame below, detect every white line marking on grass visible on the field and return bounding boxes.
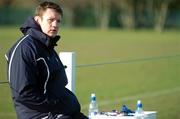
[81,87,180,110]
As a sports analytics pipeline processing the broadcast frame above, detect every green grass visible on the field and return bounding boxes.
[0,27,180,119]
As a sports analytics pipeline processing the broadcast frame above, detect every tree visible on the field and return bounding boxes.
[0,0,13,6]
[153,0,175,31]
[91,0,111,29]
[0,0,13,24]
[99,0,111,29]
[60,0,78,27]
[135,0,154,28]
[113,0,136,29]
[61,0,89,27]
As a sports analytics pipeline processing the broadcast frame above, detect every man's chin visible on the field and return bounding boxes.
[48,34,57,38]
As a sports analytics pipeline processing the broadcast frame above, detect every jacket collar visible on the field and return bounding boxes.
[20,16,60,48]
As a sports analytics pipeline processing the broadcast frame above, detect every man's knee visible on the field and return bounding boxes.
[45,112,88,119]
[43,113,72,119]
[56,114,72,119]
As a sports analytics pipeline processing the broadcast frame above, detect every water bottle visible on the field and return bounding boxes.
[135,100,144,119]
[88,93,98,119]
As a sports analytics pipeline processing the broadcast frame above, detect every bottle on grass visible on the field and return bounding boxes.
[135,100,144,119]
[88,93,98,119]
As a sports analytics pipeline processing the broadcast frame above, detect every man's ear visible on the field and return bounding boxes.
[34,16,41,25]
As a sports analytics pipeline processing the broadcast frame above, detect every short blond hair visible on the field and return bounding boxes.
[35,1,63,17]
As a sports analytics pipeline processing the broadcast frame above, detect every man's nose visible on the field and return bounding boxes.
[52,21,59,27]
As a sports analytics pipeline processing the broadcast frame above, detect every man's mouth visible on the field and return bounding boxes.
[50,30,57,32]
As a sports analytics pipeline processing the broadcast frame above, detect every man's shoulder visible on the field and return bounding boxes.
[5,34,36,62]
[11,34,39,54]
[18,34,40,53]
[19,34,34,45]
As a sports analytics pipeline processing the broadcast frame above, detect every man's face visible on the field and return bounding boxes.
[38,8,61,38]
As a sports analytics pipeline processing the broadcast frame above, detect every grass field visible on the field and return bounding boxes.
[0,26,180,119]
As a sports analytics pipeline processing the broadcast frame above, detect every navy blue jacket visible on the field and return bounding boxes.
[6,17,80,119]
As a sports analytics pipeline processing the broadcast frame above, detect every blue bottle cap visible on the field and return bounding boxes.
[91,93,96,101]
[137,100,142,108]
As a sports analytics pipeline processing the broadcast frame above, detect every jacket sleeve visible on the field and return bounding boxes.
[8,41,63,113]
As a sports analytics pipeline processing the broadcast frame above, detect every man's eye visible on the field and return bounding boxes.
[47,19,61,25]
[48,19,53,23]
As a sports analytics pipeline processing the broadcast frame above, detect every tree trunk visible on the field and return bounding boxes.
[93,0,111,29]
[63,7,74,28]
[118,0,135,29]
[154,1,169,32]
[100,0,111,29]
[93,0,101,27]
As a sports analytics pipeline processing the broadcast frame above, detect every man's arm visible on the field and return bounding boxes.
[8,41,63,113]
